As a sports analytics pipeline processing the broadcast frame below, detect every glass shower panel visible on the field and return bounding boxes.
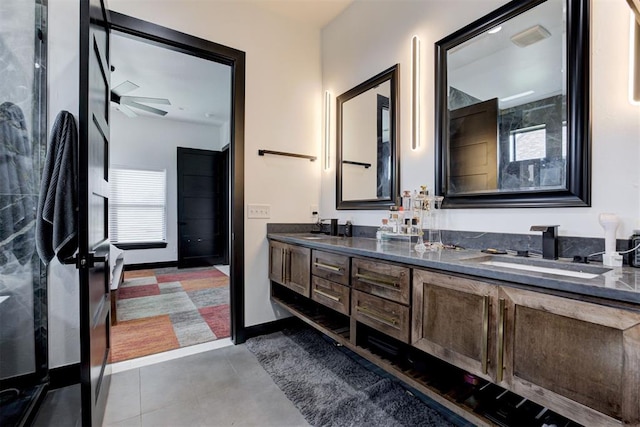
[0,0,48,424]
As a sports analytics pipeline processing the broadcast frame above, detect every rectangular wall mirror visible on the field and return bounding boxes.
[435,0,590,208]
[336,65,400,210]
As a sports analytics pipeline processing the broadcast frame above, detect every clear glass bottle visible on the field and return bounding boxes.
[427,195,444,249]
[376,218,391,241]
[402,190,412,211]
[388,206,399,233]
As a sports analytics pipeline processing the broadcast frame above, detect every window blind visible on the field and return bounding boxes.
[109,168,167,244]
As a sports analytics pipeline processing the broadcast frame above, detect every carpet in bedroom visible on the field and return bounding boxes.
[110,266,229,362]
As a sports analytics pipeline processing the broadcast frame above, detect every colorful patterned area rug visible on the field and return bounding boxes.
[110,266,229,363]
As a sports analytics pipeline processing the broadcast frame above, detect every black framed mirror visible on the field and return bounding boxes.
[435,0,590,208]
[337,65,400,210]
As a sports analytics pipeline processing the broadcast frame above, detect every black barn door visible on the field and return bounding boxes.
[78,0,111,425]
[177,147,228,268]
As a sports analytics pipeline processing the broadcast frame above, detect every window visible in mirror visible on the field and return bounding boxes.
[447,0,564,195]
[511,125,546,161]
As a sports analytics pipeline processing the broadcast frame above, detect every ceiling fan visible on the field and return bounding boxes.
[110,80,171,118]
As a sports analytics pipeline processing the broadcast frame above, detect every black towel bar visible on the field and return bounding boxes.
[342,160,372,168]
[258,149,316,161]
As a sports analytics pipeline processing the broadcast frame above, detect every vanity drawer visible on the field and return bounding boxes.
[352,290,410,343]
[311,276,350,316]
[311,250,350,286]
[352,258,410,305]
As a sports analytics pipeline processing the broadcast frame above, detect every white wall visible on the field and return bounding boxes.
[321,0,640,241]
[108,0,323,327]
[110,113,223,265]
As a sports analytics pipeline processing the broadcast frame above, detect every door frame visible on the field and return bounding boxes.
[108,12,246,343]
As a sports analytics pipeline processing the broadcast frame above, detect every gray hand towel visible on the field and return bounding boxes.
[36,110,78,264]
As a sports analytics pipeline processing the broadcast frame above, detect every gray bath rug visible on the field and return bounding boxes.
[246,327,457,427]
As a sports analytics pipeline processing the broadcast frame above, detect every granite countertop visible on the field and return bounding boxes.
[267,233,640,306]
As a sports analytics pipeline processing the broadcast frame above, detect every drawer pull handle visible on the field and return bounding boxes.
[497,298,506,383]
[314,262,342,273]
[355,273,400,290]
[281,248,286,281]
[481,295,490,374]
[313,288,341,302]
[356,305,399,328]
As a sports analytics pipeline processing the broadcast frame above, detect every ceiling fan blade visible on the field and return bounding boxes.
[122,99,168,116]
[112,80,139,96]
[117,104,138,118]
[120,96,171,105]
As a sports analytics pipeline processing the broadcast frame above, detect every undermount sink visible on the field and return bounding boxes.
[461,255,612,279]
[301,235,339,240]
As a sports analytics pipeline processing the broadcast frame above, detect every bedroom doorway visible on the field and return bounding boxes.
[107,12,246,364]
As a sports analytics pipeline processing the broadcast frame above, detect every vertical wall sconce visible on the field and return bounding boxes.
[324,90,331,170]
[411,35,421,150]
[630,13,640,104]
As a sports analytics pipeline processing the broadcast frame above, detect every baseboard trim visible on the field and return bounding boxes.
[244,317,301,340]
[49,364,80,389]
[125,261,178,271]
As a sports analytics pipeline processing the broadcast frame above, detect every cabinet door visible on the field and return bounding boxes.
[268,241,286,285]
[499,286,640,427]
[412,269,498,381]
[285,244,311,297]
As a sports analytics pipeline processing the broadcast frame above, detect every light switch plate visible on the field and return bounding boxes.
[247,204,271,219]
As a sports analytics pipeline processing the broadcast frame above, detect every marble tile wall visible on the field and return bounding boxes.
[0,0,46,381]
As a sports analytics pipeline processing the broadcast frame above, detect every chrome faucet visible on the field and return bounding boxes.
[530,225,559,260]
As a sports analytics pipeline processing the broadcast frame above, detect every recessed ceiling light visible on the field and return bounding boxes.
[205,112,216,118]
[487,26,502,34]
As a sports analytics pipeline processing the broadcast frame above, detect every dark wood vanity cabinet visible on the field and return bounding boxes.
[351,257,411,343]
[311,250,351,315]
[412,269,499,381]
[268,237,640,427]
[499,286,640,427]
[268,241,310,297]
